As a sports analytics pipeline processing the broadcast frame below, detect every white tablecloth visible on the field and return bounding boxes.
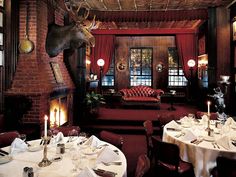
[0,136,127,177]
[163,119,236,177]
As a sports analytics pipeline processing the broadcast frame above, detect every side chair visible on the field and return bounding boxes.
[143,120,162,159]
[0,131,20,148]
[135,154,150,177]
[99,130,124,150]
[152,136,195,177]
[50,126,80,136]
[211,156,236,177]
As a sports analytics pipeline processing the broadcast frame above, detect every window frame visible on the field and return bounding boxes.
[101,56,115,88]
[129,47,153,87]
[168,47,187,87]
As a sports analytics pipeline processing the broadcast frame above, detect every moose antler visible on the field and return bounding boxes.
[63,0,100,30]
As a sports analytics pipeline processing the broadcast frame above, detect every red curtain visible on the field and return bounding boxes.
[176,34,198,80]
[90,35,115,78]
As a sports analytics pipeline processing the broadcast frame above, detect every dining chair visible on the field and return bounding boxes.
[0,131,20,148]
[196,111,218,120]
[143,120,161,159]
[152,136,195,177]
[135,154,150,177]
[50,126,80,136]
[99,130,124,150]
[211,156,236,177]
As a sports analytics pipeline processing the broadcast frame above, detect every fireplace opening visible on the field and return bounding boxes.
[49,96,69,128]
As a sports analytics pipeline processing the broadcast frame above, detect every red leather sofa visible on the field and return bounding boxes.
[119,85,164,109]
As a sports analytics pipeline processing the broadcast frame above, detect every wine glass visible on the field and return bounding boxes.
[19,134,26,142]
[67,129,79,143]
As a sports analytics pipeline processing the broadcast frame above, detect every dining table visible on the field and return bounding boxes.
[0,135,127,177]
[163,117,236,177]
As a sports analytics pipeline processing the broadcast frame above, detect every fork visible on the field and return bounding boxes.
[101,161,122,166]
[211,142,216,148]
[213,142,220,149]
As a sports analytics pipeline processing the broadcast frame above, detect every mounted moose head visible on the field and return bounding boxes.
[46,0,100,57]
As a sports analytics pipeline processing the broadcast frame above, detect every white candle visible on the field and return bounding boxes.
[207,101,211,115]
[44,115,48,138]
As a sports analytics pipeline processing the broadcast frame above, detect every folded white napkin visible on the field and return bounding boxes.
[216,135,230,150]
[10,138,27,154]
[221,125,230,134]
[180,116,189,123]
[166,120,181,130]
[51,132,64,144]
[84,135,102,147]
[225,117,234,126]
[96,146,120,164]
[201,115,209,122]
[77,167,97,177]
[181,129,197,142]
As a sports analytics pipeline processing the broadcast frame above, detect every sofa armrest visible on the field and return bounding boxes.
[119,89,128,97]
[156,89,164,96]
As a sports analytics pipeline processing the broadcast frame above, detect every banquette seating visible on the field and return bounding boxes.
[119,85,164,109]
[196,111,218,120]
[99,130,124,150]
[0,131,20,148]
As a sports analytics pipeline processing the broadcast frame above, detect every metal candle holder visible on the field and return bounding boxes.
[38,136,52,167]
[205,114,213,136]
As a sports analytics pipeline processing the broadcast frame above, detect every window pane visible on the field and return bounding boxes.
[102,57,114,86]
[0,33,2,45]
[130,48,152,86]
[168,47,187,87]
[0,0,4,7]
[0,13,2,27]
[0,50,3,65]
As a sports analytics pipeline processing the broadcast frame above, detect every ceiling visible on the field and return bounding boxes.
[84,0,233,11]
[59,0,234,29]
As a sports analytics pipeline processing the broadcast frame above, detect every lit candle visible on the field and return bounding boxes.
[207,101,211,115]
[44,115,48,138]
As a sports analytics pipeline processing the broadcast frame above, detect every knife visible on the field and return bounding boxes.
[0,149,9,155]
[93,168,117,177]
[232,141,236,147]
[167,128,181,131]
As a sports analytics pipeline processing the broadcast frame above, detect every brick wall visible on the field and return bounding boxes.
[6,0,75,130]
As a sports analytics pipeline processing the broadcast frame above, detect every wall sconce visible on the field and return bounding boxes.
[156,62,164,72]
[97,58,105,94]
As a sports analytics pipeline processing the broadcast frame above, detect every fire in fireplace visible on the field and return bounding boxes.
[49,96,68,127]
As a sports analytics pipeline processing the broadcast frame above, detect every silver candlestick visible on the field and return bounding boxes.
[205,114,213,136]
[38,136,52,167]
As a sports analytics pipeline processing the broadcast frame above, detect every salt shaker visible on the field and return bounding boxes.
[56,143,65,154]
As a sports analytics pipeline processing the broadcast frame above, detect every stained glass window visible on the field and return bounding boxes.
[130,48,152,86]
[168,47,187,86]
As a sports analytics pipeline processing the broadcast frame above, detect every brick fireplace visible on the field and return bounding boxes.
[5,0,75,133]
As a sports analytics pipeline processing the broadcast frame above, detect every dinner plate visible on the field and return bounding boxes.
[82,147,100,155]
[28,145,43,152]
[0,156,12,164]
[203,136,215,142]
[181,124,191,128]
[36,171,64,177]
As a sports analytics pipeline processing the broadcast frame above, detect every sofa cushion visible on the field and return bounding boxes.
[123,96,160,102]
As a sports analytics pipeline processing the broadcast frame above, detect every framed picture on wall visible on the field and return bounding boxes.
[50,62,64,84]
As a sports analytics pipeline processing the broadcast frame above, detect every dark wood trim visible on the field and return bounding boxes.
[207,7,217,88]
[92,28,197,35]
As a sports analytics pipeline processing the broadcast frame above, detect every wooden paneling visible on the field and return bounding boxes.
[115,36,176,91]
[216,7,230,78]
